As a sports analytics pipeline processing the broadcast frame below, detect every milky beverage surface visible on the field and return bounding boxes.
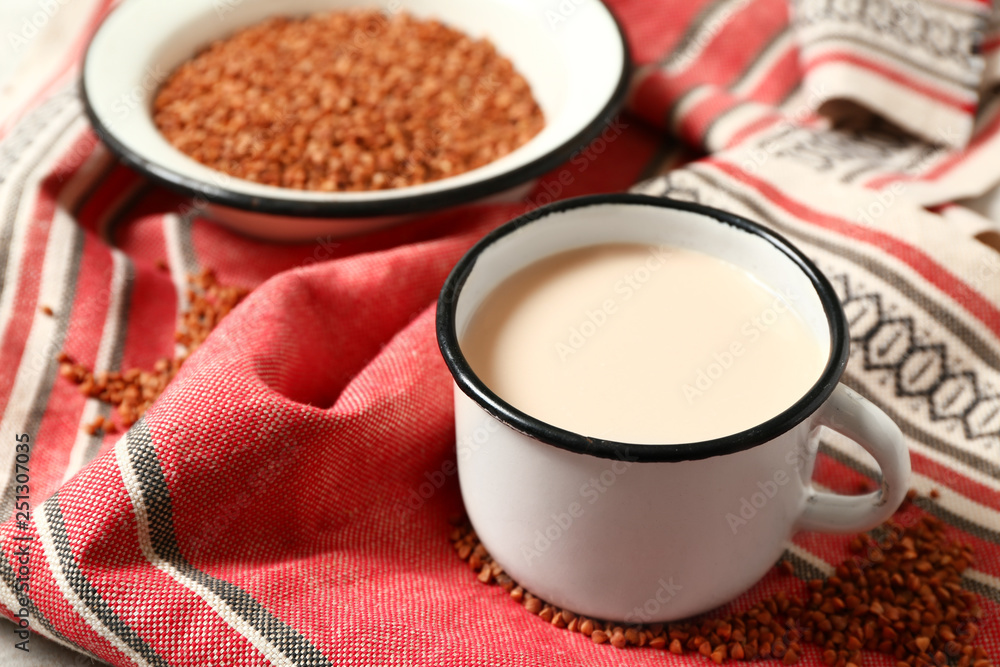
[460,243,827,443]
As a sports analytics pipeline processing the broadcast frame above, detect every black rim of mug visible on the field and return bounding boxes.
[436,193,850,463]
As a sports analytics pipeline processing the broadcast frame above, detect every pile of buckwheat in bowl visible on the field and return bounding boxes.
[152,9,546,192]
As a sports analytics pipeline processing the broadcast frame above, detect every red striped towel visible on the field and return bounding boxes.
[0,0,997,664]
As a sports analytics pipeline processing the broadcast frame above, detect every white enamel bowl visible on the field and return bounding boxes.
[82,0,630,241]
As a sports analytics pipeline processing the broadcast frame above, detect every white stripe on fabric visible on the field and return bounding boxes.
[964,568,1000,595]
[0,559,97,658]
[34,499,151,667]
[803,482,1000,600]
[822,433,1000,531]
[662,0,756,75]
[61,249,130,483]
[730,29,797,99]
[799,60,973,151]
[670,85,715,136]
[800,39,975,102]
[114,436,294,667]
[703,102,775,152]
[162,213,191,315]
[0,116,105,501]
[786,542,835,576]
[0,106,87,356]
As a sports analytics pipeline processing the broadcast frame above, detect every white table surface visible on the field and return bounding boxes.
[1,4,109,665]
[1,0,46,96]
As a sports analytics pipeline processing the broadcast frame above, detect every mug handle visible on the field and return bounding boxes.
[795,383,911,533]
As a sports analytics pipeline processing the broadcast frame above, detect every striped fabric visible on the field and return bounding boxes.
[0,0,997,664]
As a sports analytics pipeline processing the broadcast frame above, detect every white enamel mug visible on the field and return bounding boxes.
[436,194,910,623]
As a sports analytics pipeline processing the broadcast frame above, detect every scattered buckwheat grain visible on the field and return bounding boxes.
[60,269,248,431]
[450,493,992,666]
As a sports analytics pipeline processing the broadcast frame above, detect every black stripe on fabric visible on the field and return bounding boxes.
[106,258,138,377]
[802,33,980,90]
[818,440,1000,546]
[782,530,1000,605]
[841,368,1000,480]
[0,223,86,522]
[101,181,151,246]
[0,114,123,510]
[75,179,148,464]
[0,544,77,650]
[175,210,200,277]
[657,0,738,70]
[80,259,137,468]
[0,98,82,303]
[698,31,804,150]
[837,140,943,186]
[911,496,1000,548]
[0,87,78,183]
[0,90,121,655]
[817,441,1000,602]
[726,28,793,95]
[42,494,171,667]
[780,548,830,581]
[962,574,1000,604]
[127,420,332,666]
[48,158,142,470]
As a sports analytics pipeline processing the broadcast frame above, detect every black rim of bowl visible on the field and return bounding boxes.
[80,2,633,219]
[436,193,850,463]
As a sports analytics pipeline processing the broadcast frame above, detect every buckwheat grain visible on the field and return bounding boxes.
[153,10,545,192]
